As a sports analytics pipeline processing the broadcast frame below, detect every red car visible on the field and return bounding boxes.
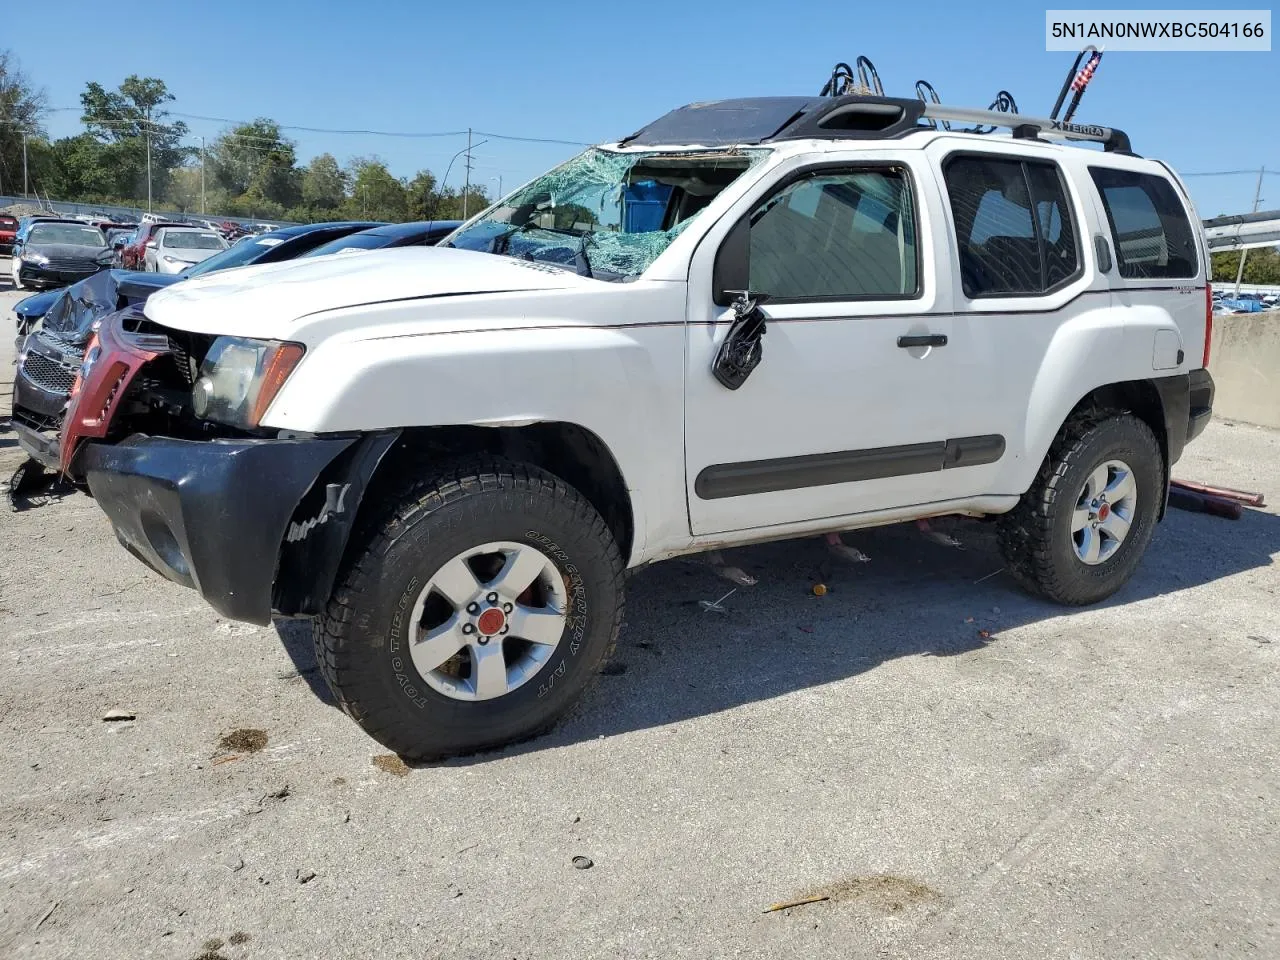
[118,220,187,270]
[0,214,17,254]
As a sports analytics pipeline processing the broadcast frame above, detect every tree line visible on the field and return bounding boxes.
[0,52,489,223]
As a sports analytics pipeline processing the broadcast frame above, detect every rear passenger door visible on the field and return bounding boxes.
[924,141,1112,498]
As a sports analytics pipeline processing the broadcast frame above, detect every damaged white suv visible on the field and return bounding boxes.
[66,93,1214,758]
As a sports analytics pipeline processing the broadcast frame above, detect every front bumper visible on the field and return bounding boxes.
[16,262,100,288]
[11,333,81,468]
[82,435,358,624]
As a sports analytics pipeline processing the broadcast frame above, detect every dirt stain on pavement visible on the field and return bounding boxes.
[372,754,410,778]
[805,875,942,914]
[218,729,268,754]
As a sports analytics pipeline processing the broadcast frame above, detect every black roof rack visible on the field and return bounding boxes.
[619,95,1132,154]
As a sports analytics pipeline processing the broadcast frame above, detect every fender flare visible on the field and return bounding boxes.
[272,430,401,618]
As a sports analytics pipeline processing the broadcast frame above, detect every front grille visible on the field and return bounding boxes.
[12,406,61,433]
[21,351,78,395]
[42,257,97,272]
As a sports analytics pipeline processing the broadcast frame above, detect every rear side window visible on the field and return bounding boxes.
[747,167,918,301]
[943,155,1080,297]
[1089,168,1198,279]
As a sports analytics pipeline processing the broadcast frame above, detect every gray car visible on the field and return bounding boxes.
[10,220,110,291]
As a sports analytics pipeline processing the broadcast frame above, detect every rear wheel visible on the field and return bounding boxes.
[998,412,1163,605]
[314,457,624,760]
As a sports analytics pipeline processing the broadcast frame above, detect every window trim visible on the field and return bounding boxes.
[1087,165,1200,281]
[941,151,1085,301]
[732,161,925,306]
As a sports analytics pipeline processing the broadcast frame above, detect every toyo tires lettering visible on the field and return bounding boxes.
[526,530,589,697]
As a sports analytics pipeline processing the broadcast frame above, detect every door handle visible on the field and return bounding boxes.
[897,334,948,348]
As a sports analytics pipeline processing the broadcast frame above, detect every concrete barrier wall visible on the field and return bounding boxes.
[1208,310,1280,429]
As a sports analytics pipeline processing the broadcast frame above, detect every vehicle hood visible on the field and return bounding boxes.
[144,246,595,337]
[37,270,183,342]
[26,241,109,258]
[163,247,223,265]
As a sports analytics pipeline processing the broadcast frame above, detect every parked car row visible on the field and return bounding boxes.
[1212,289,1279,315]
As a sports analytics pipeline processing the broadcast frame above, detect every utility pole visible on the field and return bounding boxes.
[23,132,29,198]
[1233,165,1265,298]
[463,128,473,220]
[200,136,206,214]
[145,110,153,213]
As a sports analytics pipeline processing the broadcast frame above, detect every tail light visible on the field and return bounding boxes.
[1202,283,1213,368]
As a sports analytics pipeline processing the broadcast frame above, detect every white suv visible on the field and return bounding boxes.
[65,93,1215,759]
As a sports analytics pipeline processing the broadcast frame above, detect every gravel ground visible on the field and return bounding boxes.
[1,275,1278,960]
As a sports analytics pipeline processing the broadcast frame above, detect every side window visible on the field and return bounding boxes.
[944,155,1080,297]
[747,167,918,301]
[1089,168,1197,279]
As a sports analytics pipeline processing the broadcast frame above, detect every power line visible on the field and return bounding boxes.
[43,106,591,145]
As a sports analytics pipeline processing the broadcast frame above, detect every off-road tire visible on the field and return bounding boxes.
[314,456,625,760]
[998,411,1163,605]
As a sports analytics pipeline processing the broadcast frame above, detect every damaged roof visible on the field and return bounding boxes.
[618,95,928,148]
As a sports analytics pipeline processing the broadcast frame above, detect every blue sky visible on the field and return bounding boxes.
[10,0,1278,216]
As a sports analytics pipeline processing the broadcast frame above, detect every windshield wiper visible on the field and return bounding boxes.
[574,233,595,279]
[491,220,540,255]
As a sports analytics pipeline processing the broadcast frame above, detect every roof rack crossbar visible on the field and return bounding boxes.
[919,103,1132,153]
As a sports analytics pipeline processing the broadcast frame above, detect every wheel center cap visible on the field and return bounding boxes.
[1097,501,1111,522]
[476,608,507,637]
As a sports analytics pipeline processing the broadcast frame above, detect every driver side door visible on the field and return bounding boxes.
[683,154,996,537]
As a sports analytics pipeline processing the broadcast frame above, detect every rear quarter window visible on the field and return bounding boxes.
[1089,168,1198,280]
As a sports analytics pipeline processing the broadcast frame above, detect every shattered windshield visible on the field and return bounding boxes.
[445,146,768,280]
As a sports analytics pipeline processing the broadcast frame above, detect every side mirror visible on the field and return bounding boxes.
[712,217,750,307]
[711,291,770,390]
[145,239,157,249]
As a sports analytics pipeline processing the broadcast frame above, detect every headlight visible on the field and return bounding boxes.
[24,252,49,265]
[191,337,305,429]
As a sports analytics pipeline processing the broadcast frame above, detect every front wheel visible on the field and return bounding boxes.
[998,412,1163,605]
[314,457,625,760]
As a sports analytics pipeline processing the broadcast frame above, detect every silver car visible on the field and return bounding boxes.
[145,227,229,274]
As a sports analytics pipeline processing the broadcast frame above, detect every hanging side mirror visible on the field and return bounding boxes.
[712,290,770,390]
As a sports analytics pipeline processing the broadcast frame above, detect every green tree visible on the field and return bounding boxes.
[406,170,439,220]
[42,133,116,198]
[79,75,190,202]
[343,158,408,221]
[1211,247,1280,286]
[0,51,47,197]
[429,185,490,221]
[208,118,300,209]
[302,152,347,212]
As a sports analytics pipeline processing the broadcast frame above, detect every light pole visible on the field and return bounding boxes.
[437,138,488,219]
[22,131,29,198]
[1233,166,1266,298]
[490,175,503,201]
[145,110,153,213]
[200,136,206,214]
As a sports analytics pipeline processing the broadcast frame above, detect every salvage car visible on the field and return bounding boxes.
[10,221,389,467]
[144,226,230,273]
[66,90,1215,760]
[9,219,110,290]
[301,220,463,258]
[0,214,18,254]
[117,220,188,270]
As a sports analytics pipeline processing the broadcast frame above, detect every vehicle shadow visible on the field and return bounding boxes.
[271,503,1280,762]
